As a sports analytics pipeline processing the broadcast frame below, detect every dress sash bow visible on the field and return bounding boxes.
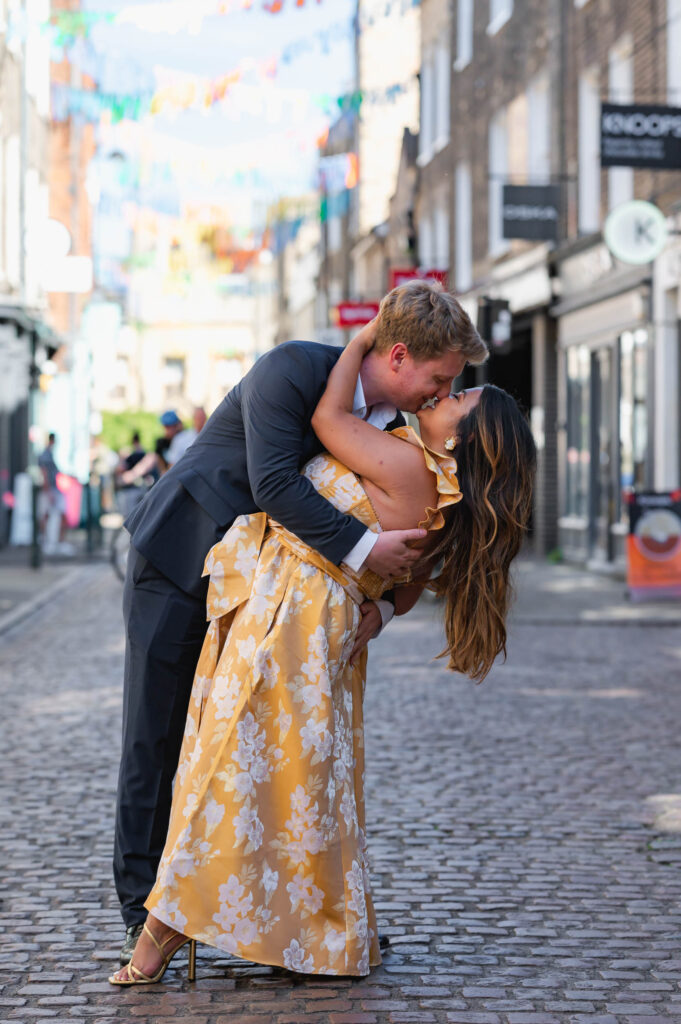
[202,513,384,622]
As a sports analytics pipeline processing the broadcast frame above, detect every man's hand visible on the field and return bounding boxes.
[349,600,382,665]
[365,528,427,579]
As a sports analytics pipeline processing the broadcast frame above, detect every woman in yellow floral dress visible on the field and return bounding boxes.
[110,324,536,984]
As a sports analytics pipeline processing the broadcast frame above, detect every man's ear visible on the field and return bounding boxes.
[388,342,408,369]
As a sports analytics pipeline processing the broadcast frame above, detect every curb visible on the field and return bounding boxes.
[511,613,681,627]
[0,563,102,637]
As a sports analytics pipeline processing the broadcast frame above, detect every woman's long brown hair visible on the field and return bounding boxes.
[429,385,537,682]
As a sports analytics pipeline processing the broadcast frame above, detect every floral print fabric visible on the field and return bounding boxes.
[145,430,461,976]
[145,453,386,976]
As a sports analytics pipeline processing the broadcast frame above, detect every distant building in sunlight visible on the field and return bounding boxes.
[88,201,277,418]
[270,194,321,347]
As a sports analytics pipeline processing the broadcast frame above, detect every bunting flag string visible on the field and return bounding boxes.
[51,72,416,124]
[44,0,324,44]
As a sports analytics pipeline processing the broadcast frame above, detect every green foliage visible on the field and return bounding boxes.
[546,547,563,565]
[99,410,168,454]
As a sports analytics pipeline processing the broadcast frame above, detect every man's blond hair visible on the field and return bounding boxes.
[375,280,488,364]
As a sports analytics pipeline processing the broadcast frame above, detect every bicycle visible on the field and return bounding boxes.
[106,482,151,582]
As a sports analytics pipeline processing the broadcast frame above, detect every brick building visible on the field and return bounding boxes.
[439,0,681,568]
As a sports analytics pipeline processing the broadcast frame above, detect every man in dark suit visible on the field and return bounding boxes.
[114,282,488,962]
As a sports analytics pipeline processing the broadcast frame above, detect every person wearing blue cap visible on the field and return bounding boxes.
[160,411,196,470]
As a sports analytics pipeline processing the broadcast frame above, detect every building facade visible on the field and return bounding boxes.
[441,0,681,569]
[0,0,56,546]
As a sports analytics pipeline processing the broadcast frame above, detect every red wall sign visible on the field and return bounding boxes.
[389,267,449,290]
[333,302,380,328]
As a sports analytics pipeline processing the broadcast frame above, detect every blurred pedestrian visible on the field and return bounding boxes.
[115,433,156,518]
[38,433,74,556]
[163,407,204,468]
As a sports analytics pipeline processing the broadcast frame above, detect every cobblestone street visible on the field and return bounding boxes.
[2,563,681,1024]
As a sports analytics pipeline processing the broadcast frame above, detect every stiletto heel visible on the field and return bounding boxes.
[109,923,193,986]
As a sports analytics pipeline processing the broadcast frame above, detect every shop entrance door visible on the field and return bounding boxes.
[588,347,616,563]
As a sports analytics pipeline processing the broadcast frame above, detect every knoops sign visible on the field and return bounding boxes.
[601,103,681,169]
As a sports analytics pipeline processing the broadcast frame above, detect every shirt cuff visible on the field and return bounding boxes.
[374,598,395,633]
[343,529,378,572]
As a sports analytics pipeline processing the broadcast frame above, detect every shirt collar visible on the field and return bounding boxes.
[353,374,397,429]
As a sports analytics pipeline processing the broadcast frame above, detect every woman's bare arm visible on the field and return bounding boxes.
[311,325,430,497]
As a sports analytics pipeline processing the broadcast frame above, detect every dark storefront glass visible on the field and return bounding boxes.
[619,328,648,522]
[566,344,590,518]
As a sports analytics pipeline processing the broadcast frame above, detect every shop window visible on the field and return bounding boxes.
[619,329,648,512]
[566,345,590,518]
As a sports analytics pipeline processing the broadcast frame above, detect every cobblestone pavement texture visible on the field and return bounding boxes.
[2,564,681,1024]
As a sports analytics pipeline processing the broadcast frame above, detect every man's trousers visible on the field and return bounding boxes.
[113,545,209,927]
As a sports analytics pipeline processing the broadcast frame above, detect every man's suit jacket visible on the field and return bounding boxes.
[125,341,405,598]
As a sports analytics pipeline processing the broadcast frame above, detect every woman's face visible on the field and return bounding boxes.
[415,387,484,453]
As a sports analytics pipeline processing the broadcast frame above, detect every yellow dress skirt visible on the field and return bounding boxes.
[145,435,461,976]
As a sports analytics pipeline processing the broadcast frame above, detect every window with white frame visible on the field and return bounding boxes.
[527,72,550,179]
[455,162,472,291]
[418,52,435,163]
[0,139,4,279]
[667,0,681,102]
[488,108,509,256]
[434,42,450,149]
[608,35,633,211]
[418,207,434,266]
[5,135,20,287]
[433,194,449,270]
[327,214,342,254]
[488,0,513,36]
[578,66,601,233]
[454,0,473,70]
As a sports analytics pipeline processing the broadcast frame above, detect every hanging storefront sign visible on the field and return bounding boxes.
[502,185,560,241]
[388,267,448,290]
[333,302,379,327]
[626,490,681,600]
[603,200,668,265]
[600,103,681,169]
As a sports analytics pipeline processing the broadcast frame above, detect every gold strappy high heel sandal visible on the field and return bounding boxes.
[109,922,197,985]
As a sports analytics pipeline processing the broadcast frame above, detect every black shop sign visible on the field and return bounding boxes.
[502,185,560,241]
[601,103,681,169]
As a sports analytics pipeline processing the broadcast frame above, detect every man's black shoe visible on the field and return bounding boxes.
[119,923,144,966]
[378,933,390,951]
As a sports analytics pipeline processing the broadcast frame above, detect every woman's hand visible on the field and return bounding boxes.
[348,317,378,355]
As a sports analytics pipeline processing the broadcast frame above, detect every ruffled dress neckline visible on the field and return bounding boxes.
[390,424,463,531]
